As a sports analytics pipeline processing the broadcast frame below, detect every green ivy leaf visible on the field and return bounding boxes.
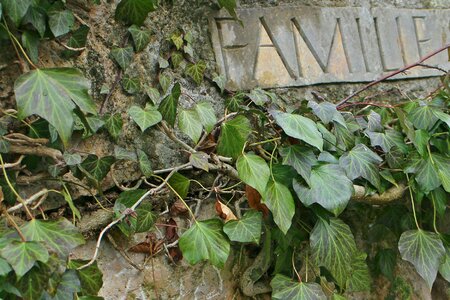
[439,250,450,283]
[14,68,97,146]
[104,113,123,140]
[432,153,450,193]
[22,30,39,64]
[262,179,295,234]
[179,219,230,268]
[339,144,382,190]
[128,25,150,51]
[16,264,49,300]
[217,115,251,159]
[435,110,450,128]
[308,100,346,127]
[247,88,270,106]
[217,0,238,19]
[236,153,270,195]
[158,82,181,127]
[415,156,440,193]
[80,155,115,182]
[63,25,90,57]
[271,274,326,300]
[178,109,202,143]
[146,86,160,104]
[366,111,383,132]
[347,252,371,292]
[21,218,85,257]
[398,229,445,289]
[334,122,355,151]
[48,10,74,37]
[375,248,396,280]
[413,129,430,157]
[114,146,137,161]
[189,151,209,172]
[279,145,316,185]
[270,110,323,151]
[111,46,133,70]
[223,210,262,244]
[52,270,81,300]
[408,104,439,130]
[0,257,11,276]
[171,51,184,68]
[168,172,190,199]
[1,241,49,277]
[68,260,103,296]
[128,105,162,132]
[310,218,357,288]
[137,149,152,177]
[186,61,206,85]
[159,74,171,94]
[366,130,406,153]
[0,138,10,153]
[23,6,47,38]
[115,0,157,25]
[213,74,226,93]
[2,0,32,26]
[63,153,82,166]
[135,203,156,233]
[195,102,217,133]
[293,164,353,216]
[121,74,140,94]
[114,189,146,236]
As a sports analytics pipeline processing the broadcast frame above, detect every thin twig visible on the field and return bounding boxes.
[336,44,450,108]
[6,189,49,213]
[160,121,196,153]
[1,155,24,169]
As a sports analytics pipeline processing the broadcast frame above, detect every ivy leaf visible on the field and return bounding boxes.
[236,153,270,195]
[114,189,146,210]
[63,25,90,57]
[159,74,171,94]
[121,74,140,94]
[189,151,209,172]
[111,46,133,70]
[408,104,439,130]
[398,229,445,289]
[171,51,184,68]
[0,257,11,276]
[413,129,430,157]
[415,156,440,193]
[435,110,450,128]
[310,218,357,288]
[262,179,295,234]
[128,105,162,132]
[158,83,181,127]
[135,203,156,233]
[137,149,152,177]
[308,100,346,127]
[170,33,184,50]
[146,87,160,104]
[128,25,150,51]
[168,172,190,199]
[23,6,46,38]
[115,0,157,26]
[367,111,383,132]
[339,144,382,190]
[223,210,262,244]
[217,0,238,19]
[247,88,270,106]
[432,153,450,192]
[80,155,115,182]
[186,61,206,85]
[21,218,85,257]
[2,0,32,26]
[217,115,251,159]
[271,274,327,300]
[293,164,353,216]
[48,10,74,37]
[1,241,49,277]
[179,219,230,268]
[14,68,97,146]
[366,130,406,153]
[271,110,323,151]
[213,74,226,93]
[375,248,396,280]
[195,102,217,133]
[347,252,371,292]
[22,30,39,64]
[279,145,316,185]
[439,250,450,283]
[178,109,202,143]
[52,270,81,300]
[114,145,137,161]
[104,113,123,140]
[63,153,82,166]
[16,265,49,300]
[68,260,103,296]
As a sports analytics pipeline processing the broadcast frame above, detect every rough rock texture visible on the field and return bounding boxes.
[1,0,449,298]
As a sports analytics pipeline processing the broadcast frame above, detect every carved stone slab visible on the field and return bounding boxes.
[209,6,450,90]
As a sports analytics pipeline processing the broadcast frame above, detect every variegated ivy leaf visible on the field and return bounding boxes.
[179,219,230,268]
[310,218,357,288]
[14,68,97,146]
[339,144,383,190]
[271,274,326,300]
[398,229,445,289]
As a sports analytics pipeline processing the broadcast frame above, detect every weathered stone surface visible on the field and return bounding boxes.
[210,6,450,90]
